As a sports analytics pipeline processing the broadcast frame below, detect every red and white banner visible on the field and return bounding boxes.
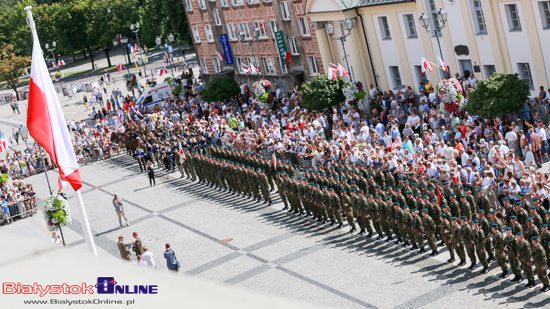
[57,59,65,66]
[337,63,348,77]
[116,63,123,72]
[250,64,259,74]
[157,67,168,76]
[51,60,56,68]
[27,17,82,191]
[421,57,433,73]
[438,57,449,72]
[215,51,225,62]
[131,46,135,55]
[241,64,250,73]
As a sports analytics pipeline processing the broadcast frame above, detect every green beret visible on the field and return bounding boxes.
[367,194,372,197]
[510,215,517,219]
[515,201,521,205]
[491,224,498,228]
[520,193,526,196]
[440,213,446,217]
[532,236,539,240]
[527,218,533,222]
[502,198,509,201]
[472,220,479,223]
[450,193,456,196]
[530,206,537,209]
[542,224,548,228]
[412,209,418,212]
[340,190,346,193]
[375,195,381,199]
[406,191,412,194]
[516,232,523,236]
[460,216,467,220]
[403,206,409,209]
[451,217,457,220]
[322,186,327,189]
[393,202,400,206]
[421,209,428,213]
[477,210,484,213]
[328,188,334,191]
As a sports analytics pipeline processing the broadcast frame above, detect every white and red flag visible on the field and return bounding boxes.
[116,63,123,72]
[131,46,135,55]
[284,52,291,66]
[27,13,81,191]
[327,67,337,80]
[215,51,225,62]
[51,60,56,68]
[157,67,168,76]
[438,56,448,72]
[0,131,10,152]
[241,64,250,73]
[250,64,259,74]
[272,152,276,169]
[337,63,348,77]
[421,57,433,73]
[57,59,65,66]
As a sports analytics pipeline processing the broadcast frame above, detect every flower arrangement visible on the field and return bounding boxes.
[1,173,13,190]
[343,80,367,110]
[123,73,138,91]
[55,71,64,80]
[253,79,273,108]
[437,78,466,116]
[43,195,72,232]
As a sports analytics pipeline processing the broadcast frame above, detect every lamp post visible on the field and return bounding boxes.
[419,8,449,78]
[112,36,131,73]
[239,28,261,79]
[158,34,176,77]
[44,41,58,72]
[130,22,148,77]
[325,18,355,80]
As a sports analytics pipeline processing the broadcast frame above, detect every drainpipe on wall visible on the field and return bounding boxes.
[356,8,380,89]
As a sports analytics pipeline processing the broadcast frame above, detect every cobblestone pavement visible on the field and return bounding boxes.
[9,153,549,309]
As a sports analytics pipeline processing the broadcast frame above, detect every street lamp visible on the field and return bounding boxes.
[419,8,449,78]
[239,28,261,78]
[112,35,131,73]
[130,22,148,77]
[45,41,58,72]
[325,18,355,80]
[155,37,161,47]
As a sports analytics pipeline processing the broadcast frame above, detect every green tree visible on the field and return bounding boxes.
[0,44,31,99]
[466,72,530,119]
[300,75,345,110]
[199,76,240,102]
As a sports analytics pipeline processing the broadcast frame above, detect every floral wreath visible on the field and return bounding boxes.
[437,78,465,116]
[123,73,138,91]
[252,79,273,108]
[55,71,64,80]
[43,195,72,232]
[343,80,367,110]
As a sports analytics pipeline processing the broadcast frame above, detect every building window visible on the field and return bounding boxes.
[269,20,279,38]
[238,22,252,40]
[541,1,550,28]
[506,4,522,31]
[471,0,487,34]
[213,9,222,26]
[236,57,246,74]
[261,57,277,75]
[307,56,319,75]
[378,16,391,40]
[427,0,441,36]
[192,26,201,43]
[204,25,214,42]
[248,0,260,4]
[212,58,221,73]
[226,24,237,41]
[252,21,268,39]
[288,36,299,55]
[184,0,193,11]
[263,0,272,2]
[298,17,311,37]
[231,0,244,6]
[221,0,229,7]
[414,65,428,87]
[389,66,402,90]
[517,63,534,90]
[198,0,206,10]
[280,2,291,21]
[483,65,496,78]
[403,14,417,38]
[199,58,208,73]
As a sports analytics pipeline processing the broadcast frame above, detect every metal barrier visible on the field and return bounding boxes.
[0,198,38,226]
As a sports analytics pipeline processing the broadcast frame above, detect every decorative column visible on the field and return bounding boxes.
[342,18,366,83]
[313,21,333,75]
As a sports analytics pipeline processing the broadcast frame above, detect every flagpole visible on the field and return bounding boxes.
[74,189,98,256]
[26,6,98,257]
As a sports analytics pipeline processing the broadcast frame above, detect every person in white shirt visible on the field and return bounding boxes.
[468,73,477,87]
[428,92,437,106]
[137,255,148,267]
[369,84,378,100]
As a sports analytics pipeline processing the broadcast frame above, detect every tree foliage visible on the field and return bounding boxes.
[466,72,530,119]
[199,76,240,102]
[0,44,31,97]
[300,75,345,110]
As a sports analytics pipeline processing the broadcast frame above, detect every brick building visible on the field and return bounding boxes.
[183,0,325,96]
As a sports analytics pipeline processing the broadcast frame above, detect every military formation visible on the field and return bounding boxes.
[129,138,550,292]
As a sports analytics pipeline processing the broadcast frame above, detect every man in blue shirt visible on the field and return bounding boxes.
[163,243,179,272]
[1,198,10,225]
